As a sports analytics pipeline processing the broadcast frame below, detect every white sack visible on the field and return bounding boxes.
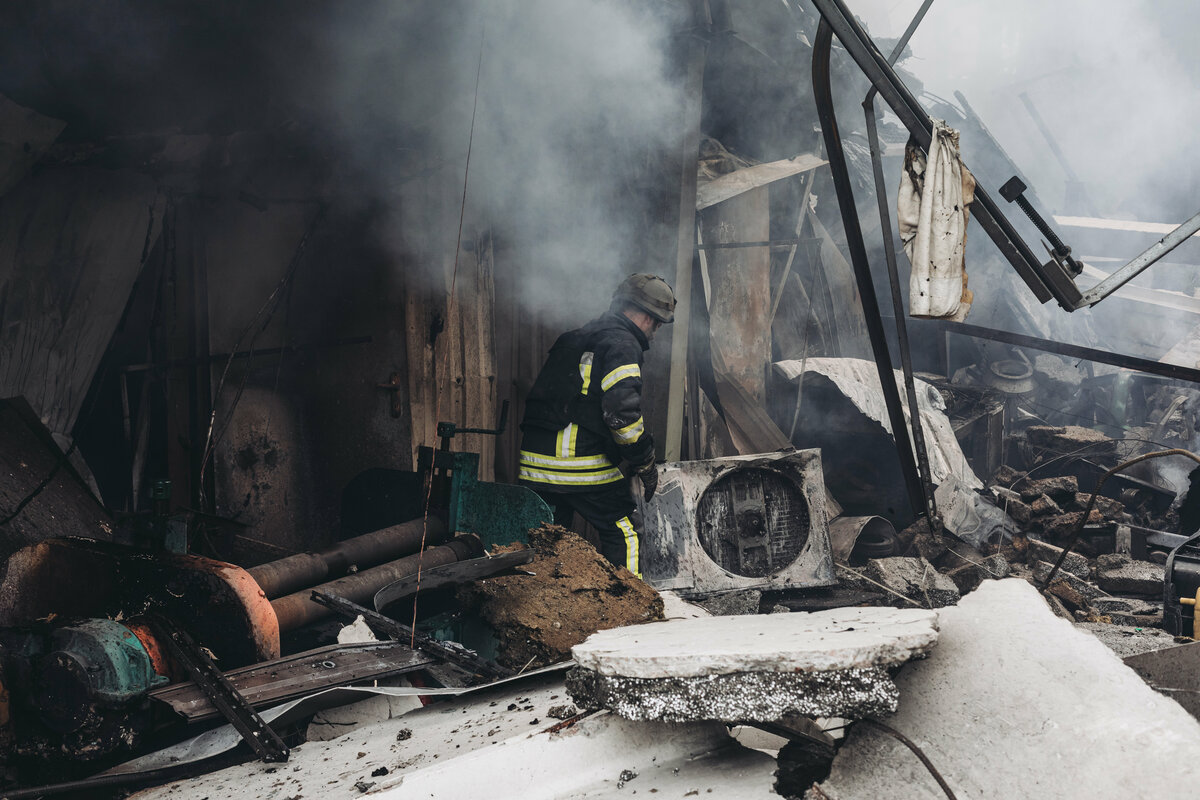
[897,121,976,321]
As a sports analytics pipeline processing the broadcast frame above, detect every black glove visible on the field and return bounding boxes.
[636,460,658,502]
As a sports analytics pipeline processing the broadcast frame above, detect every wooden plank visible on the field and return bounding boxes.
[0,167,162,435]
[150,641,435,723]
[695,154,826,210]
[663,0,710,462]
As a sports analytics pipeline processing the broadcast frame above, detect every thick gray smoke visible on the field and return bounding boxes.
[856,0,1200,222]
[312,0,688,328]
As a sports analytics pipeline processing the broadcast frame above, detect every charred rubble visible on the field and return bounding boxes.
[1,1,1200,799]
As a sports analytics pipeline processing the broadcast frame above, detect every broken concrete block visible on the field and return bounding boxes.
[865,556,960,608]
[1046,579,1091,613]
[568,608,939,723]
[1017,475,1078,503]
[991,464,1025,486]
[1026,538,1090,579]
[696,589,761,616]
[1032,355,1083,396]
[1030,494,1063,517]
[1094,553,1163,595]
[942,553,1010,595]
[812,580,1200,799]
[1073,492,1127,520]
[1041,509,1104,541]
[1031,560,1102,600]
[998,494,1033,525]
[1027,425,1118,457]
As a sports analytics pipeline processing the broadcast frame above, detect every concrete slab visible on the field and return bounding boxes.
[571,607,940,679]
[811,580,1200,799]
[566,665,900,722]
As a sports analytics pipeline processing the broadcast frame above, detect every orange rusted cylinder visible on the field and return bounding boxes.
[269,536,480,632]
[247,517,447,599]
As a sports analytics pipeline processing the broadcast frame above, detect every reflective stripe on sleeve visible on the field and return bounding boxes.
[579,352,594,395]
[600,363,641,392]
[612,416,644,445]
[615,516,641,577]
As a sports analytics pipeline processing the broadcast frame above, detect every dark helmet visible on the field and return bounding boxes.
[611,273,677,323]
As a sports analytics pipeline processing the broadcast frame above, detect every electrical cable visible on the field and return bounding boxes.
[857,718,958,800]
[411,27,486,647]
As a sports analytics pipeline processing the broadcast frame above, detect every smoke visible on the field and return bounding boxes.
[856,0,1200,223]
[307,0,689,328]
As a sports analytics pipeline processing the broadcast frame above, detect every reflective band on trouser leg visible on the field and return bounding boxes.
[612,416,644,445]
[615,516,641,577]
[600,363,641,392]
[518,450,624,487]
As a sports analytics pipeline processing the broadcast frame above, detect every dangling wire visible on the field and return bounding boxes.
[411,28,487,648]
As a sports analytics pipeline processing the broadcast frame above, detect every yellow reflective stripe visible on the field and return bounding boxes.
[612,416,644,445]
[616,516,641,577]
[556,423,578,458]
[518,465,624,485]
[519,451,612,469]
[579,352,594,396]
[600,363,641,392]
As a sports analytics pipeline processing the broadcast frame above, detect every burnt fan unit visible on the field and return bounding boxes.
[636,449,835,596]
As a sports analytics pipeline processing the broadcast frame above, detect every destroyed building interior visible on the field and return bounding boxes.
[3,0,1200,797]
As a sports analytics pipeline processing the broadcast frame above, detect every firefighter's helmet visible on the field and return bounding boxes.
[611,273,676,323]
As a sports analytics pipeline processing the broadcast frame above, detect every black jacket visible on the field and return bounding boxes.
[518,312,654,491]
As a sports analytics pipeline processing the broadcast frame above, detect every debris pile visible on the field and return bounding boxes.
[456,524,664,670]
[566,607,939,723]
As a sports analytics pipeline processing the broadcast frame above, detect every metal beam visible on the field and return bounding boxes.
[917,318,1200,386]
[808,0,1084,310]
[813,20,929,521]
[1078,209,1200,307]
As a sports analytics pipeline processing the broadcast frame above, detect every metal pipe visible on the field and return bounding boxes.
[269,536,480,632]
[247,517,448,599]
[812,19,930,523]
[1078,209,1200,307]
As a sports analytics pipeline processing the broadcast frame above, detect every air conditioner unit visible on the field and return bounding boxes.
[636,449,835,597]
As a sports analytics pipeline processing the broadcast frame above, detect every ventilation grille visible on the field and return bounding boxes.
[695,467,810,577]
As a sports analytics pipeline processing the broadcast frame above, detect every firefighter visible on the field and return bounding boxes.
[517,273,676,577]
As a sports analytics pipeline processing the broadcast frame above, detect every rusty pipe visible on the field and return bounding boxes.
[247,517,448,599]
[270,536,482,632]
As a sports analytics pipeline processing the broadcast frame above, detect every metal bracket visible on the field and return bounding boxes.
[150,617,290,762]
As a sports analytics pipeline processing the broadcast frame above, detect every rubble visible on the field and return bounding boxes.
[1094,553,1164,595]
[567,607,938,723]
[864,556,960,608]
[1026,424,1118,456]
[696,589,762,616]
[1025,537,1090,579]
[810,580,1200,799]
[1015,475,1078,503]
[455,525,664,670]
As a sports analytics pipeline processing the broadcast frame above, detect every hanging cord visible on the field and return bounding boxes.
[1040,448,1200,590]
[411,29,486,647]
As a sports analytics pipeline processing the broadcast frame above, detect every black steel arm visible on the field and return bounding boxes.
[808,0,1084,310]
